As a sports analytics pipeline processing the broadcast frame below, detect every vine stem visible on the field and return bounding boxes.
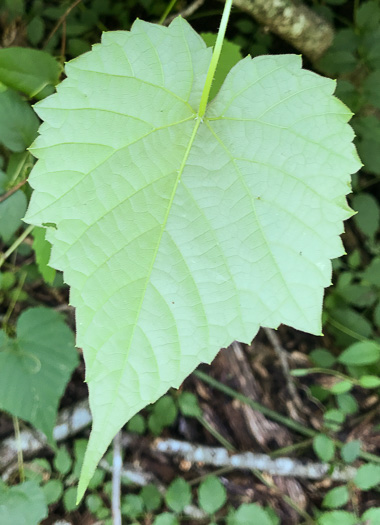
[0,180,28,204]
[252,469,314,524]
[194,370,380,465]
[292,367,356,383]
[3,272,27,328]
[197,415,236,452]
[111,431,122,525]
[159,0,178,25]
[0,224,35,269]
[43,0,82,48]
[194,370,315,438]
[13,416,25,483]
[198,0,233,118]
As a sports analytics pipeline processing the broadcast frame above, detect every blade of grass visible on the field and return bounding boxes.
[194,369,380,465]
[194,370,315,438]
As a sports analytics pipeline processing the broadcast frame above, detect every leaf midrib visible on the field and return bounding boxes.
[107,115,203,410]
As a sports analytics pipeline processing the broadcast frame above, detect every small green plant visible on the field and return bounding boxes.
[0,307,78,442]
[0,479,48,525]
[19,439,110,522]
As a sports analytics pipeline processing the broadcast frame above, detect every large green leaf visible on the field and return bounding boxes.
[0,87,39,151]
[0,169,27,242]
[0,307,78,443]
[24,17,360,498]
[0,47,61,99]
[0,190,27,241]
[32,226,56,284]
[0,481,47,525]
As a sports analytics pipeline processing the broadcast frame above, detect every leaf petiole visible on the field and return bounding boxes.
[0,224,34,269]
[198,0,233,118]
[159,0,178,25]
[13,416,25,483]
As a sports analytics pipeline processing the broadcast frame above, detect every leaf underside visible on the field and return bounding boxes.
[25,17,361,498]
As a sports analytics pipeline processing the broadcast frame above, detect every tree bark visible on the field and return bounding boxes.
[226,0,334,62]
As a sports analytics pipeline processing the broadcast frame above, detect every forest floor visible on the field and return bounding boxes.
[2,293,378,524]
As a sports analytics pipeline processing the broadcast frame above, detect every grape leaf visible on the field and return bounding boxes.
[0,87,39,152]
[0,481,47,525]
[0,307,78,443]
[24,17,361,499]
[0,47,61,99]
[32,226,56,284]
[0,190,27,242]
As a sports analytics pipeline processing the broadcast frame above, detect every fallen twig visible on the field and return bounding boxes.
[233,341,292,444]
[153,438,357,481]
[100,458,161,487]
[0,399,91,472]
[164,0,205,25]
[100,458,206,519]
[0,396,365,487]
[44,0,82,48]
[263,327,304,414]
[0,400,206,519]
[194,369,315,439]
[112,431,122,525]
[0,180,28,203]
[253,469,312,524]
